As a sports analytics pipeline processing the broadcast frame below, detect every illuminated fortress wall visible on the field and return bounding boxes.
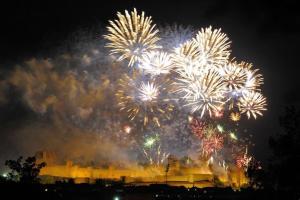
[37,151,248,188]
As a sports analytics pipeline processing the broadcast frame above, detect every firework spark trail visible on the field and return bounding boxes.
[142,134,170,166]
[143,144,170,166]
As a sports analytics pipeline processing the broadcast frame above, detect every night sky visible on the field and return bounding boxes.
[0,0,300,168]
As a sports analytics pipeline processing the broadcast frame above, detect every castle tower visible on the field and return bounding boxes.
[35,150,57,166]
[167,155,180,174]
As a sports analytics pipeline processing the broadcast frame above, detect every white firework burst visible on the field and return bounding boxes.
[219,61,248,92]
[178,69,227,117]
[104,8,161,67]
[238,91,267,119]
[139,51,173,76]
[116,74,174,126]
[137,81,159,102]
[172,40,205,79]
[194,26,231,68]
[242,62,264,92]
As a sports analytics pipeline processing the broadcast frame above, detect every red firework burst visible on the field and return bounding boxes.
[190,118,206,139]
[236,152,252,169]
[202,134,224,156]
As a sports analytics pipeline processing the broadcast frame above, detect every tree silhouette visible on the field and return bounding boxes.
[5,156,46,183]
[269,106,300,191]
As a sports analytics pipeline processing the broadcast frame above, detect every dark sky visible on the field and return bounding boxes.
[0,0,300,164]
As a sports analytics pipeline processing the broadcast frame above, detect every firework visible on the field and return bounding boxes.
[194,26,231,68]
[187,115,194,122]
[218,160,229,171]
[144,135,159,148]
[238,91,267,119]
[143,144,170,166]
[174,40,200,60]
[179,69,227,117]
[139,51,173,76]
[229,131,238,140]
[203,124,218,138]
[216,124,224,133]
[123,125,132,134]
[102,9,268,174]
[138,81,159,102]
[214,109,224,118]
[172,40,203,79]
[218,61,248,93]
[241,62,264,92]
[230,112,241,121]
[202,134,224,156]
[104,8,160,67]
[190,118,206,139]
[236,148,252,169]
[116,74,174,126]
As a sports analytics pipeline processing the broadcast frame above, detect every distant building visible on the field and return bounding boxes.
[36,150,57,165]
[167,155,180,173]
[37,151,249,188]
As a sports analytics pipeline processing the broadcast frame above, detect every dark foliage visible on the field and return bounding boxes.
[5,156,46,183]
[269,106,300,192]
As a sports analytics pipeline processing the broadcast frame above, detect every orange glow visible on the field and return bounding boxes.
[38,153,248,188]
